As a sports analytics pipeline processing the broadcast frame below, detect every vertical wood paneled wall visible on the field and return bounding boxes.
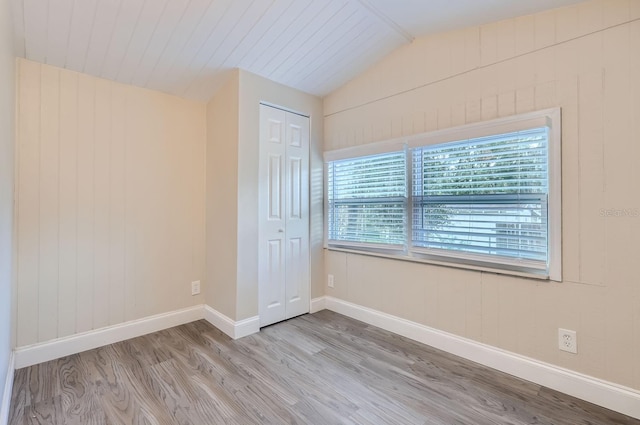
[323,0,640,390]
[16,59,206,347]
[0,0,16,406]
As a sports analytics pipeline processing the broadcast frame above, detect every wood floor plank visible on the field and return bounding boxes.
[8,310,640,425]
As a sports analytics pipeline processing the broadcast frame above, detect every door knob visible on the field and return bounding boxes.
[278,228,284,233]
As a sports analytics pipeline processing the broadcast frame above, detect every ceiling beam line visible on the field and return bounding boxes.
[355,0,414,43]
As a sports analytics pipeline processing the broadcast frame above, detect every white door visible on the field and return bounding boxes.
[258,104,310,327]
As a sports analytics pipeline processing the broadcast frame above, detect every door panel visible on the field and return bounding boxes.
[262,238,285,324]
[259,104,309,327]
[268,154,282,220]
[284,112,309,320]
[289,157,301,219]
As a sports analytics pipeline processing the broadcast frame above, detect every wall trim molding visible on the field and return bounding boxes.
[14,305,204,369]
[322,296,640,420]
[202,305,260,339]
[12,304,262,371]
[0,351,15,425]
[310,296,326,313]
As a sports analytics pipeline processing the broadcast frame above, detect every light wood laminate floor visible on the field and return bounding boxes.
[8,310,639,424]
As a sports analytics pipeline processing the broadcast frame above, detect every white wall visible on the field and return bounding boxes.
[15,59,207,347]
[0,0,15,408]
[237,69,324,320]
[324,0,640,390]
[205,70,239,319]
[205,69,323,321]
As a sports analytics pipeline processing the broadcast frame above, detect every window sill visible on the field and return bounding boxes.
[324,246,555,281]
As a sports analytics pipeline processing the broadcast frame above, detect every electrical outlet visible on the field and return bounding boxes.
[191,280,201,296]
[558,328,577,354]
[328,274,334,288]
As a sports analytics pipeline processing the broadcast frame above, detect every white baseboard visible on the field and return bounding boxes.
[322,296,640,420]
[203,305,260,339]
[14,305,204,369]
[0,352,15,425]
[310,296,326,313]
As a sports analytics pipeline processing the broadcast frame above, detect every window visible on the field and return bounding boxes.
[327,151,407,249]
[325,108,561,280]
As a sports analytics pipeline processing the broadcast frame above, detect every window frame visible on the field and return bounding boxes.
[323,108,562,281]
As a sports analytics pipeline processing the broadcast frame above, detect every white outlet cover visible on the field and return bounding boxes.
[328,274,334,288]
[558,328,577,354]
[191,280,201,295]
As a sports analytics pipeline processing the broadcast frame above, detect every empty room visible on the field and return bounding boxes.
[1,0,639,423]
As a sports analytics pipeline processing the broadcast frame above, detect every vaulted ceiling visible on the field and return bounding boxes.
[11,0,585,101]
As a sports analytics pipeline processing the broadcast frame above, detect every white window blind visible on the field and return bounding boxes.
[411,128,549,270]
[327,151,406,249]
[323,108,561,280]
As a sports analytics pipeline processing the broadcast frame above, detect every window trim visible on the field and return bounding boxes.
[323,108,562,281]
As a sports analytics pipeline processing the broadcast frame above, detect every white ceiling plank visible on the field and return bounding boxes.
[100,0,145,81]
[219,0,295,69]
[291,19,379,88]
[297,23,392,93]
[261,0,349,80]
[365,0,585,38]
[269,0,362,83]
[129,0,191,88]
[83,0,123,76]
[202,0,274,70]
[158,0,232,96]
[11,0,26,56]
[248,0,329,75]
[12,0,589,101]
[116,0,170,84]
[44,0,74,68]
[239,0,315,71]
[65,0,99,71]
[176,0,256,97]
[182,0,253,69]
[22,0,48,63]
[310,31,401,95]
[310,34,397,95]
[143,0,213,91]
[182,0,275,99]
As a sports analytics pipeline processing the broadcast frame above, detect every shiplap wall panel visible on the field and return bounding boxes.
[323,0,640,390]
[16,60,40,347]
[109,83,126,326]
[58,69,78,338]
[75,72,96,335]
[16,59,207,345]
[92,78,111,330]
[38,64,60,343]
